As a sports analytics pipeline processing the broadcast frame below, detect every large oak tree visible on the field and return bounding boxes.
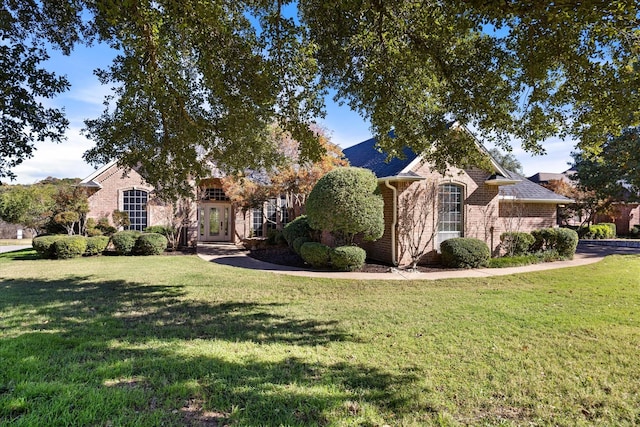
[1,0,638,197]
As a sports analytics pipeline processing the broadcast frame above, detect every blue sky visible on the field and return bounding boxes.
[10,42,575,184]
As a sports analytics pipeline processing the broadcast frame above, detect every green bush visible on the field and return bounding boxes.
[578,223,616,239]
[440,238,490,269]
[134,233,168,255]
[96,217,117,236]
[145,225,172,236]
[85,236,110,256]
[330,246,367,271]
[299,242,331,268]
[32,235,64,259]
[266,229,285,246]
[306,167,384,244]
[111,230,142,255]
[555,228,579,258]
[53,236,87,259]
[500,232,535,256]
[532,228,559,252]
[631,225,640,238]
[282,215,312,247]
[292,236,312,255]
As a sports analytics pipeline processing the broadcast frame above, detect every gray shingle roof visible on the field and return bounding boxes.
[342,133,418,178]
[500,170,573,203]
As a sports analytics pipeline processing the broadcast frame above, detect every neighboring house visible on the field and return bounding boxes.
[529,168,640,234]
[79,161,290,246]
[344,134,572,266]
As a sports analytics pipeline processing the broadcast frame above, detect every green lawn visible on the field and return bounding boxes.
[1,249,639,426]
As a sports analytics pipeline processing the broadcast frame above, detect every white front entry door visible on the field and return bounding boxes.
[200,203,232,242]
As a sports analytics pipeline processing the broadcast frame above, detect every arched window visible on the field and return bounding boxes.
[123,189,148,231]
[437,184,463,250]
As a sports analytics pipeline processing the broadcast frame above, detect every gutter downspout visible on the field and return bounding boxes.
[384,179,398,266]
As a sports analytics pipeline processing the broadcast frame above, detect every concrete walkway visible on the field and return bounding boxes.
[0,244,31,254]
[197,241,640,281]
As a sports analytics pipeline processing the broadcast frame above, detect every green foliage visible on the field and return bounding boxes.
[487,148,523,174]
[555,228,579,258]
[145,225,173,237]
[573,128,640,203]
[85,236,109,256]
[631,225,640,238]
[306,167,384,244]
[531,228,579,258]
[488,254,543,268]
[96,218,117,236]
[111,210,130,228]
[330,246,367,271]
[134,233,168,256]
[53,236,88,259]
[266,229,285,246]
[500,232,535,256]
[299,242,331,268]
[32,235,64,259]
[292,236,312,255]
[578,223,616,239]
[282,215,312,247]
[0,184,56,234]
[440,238,490,269]
[110,230,142,256]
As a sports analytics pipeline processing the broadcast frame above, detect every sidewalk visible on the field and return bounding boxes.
[197,242,640,281]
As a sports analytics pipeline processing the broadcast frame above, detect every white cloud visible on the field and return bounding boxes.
[10,126,98,184]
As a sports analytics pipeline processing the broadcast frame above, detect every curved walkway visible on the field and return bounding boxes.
[197,242,640,281]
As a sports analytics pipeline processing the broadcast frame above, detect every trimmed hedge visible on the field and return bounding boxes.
[134,233,168,255]
[111,230,142,255]
[53,236,87,259]
[32,235,64,259]
[282,215,312,247]
[578,223,616,239]
[500,231,535,256]
[330,246,366,271]
[292,236,312,255]
[85,236,110,256]
[532,227,578,258]
[299,242,331,268]
[440,238,490,269]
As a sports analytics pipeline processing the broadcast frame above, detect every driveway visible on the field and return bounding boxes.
[0,245,31,254]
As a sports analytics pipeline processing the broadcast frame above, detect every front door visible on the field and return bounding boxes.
[199,203,232,242]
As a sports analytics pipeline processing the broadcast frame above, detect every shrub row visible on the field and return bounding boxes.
[33,232,167,259]
[282,215,312,248]
[299,242,367,271]
[111,231,168,255]
[577,223,616,239]
[497,227,579,262]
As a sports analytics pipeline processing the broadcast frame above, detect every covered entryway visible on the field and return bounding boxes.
[199,203,232,242]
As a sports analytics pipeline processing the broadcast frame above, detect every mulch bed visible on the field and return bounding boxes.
[246,244,446,273]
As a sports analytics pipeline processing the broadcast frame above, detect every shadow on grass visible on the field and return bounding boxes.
[0,248,39,261]
[0,276,419,425]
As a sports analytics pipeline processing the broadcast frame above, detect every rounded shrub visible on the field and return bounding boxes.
[306,167,384,244]
[555,228,579,258]
[440,238,490,269]
[299,242,331,268]
[85,236,110,256]
[53,236,88,259]
[282,215,312,247]
[111,230,142,255]
[330,246,367,271]
[292,236,312,255]
[32,235,64,259]
[500,231,534,256]
[134,233,168,255]
[531,228,558,252]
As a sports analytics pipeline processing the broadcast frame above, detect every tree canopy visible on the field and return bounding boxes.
[573,127,640,203]
[1,0,638,194]
[487,148,523,175]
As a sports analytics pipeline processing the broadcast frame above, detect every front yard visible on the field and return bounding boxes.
[1,249,639,426]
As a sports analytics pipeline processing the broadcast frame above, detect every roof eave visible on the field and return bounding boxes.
[499,196,575,204]
[377,175,426,183]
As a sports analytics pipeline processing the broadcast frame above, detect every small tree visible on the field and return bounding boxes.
[397,181,439,269]
[306,167,384,245]
[112,210,131,229]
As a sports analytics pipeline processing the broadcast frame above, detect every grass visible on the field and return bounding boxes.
[0,239,31,246]
[1,249,640,426]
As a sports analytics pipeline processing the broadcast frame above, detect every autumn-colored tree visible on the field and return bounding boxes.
[543,178,611,227]
[51,185,89,235]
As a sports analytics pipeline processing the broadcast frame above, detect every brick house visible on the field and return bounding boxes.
[344,135,573,266]
[80,132,570,261]
[79,161,290,246]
